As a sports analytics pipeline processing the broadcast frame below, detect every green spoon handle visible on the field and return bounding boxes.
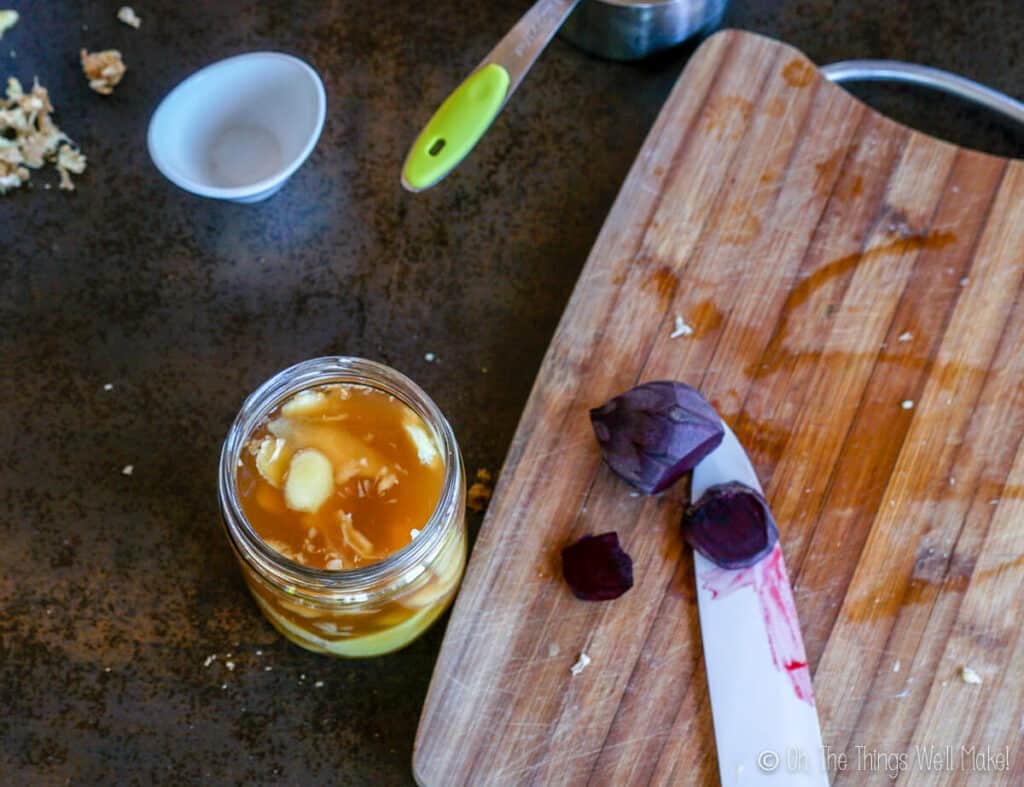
[401,0,582,193]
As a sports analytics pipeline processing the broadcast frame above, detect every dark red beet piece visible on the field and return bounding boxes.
[682,482,779,569]
[561,532,634,601]
[590,381,724,494]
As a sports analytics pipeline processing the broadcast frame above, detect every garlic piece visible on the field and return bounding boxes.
[281,389,331,419]
[276,597,324,619]
[402,576,454,610]
[255,436,291,488]
[403,416,440,466]
[284,449,334,513]
[268,417,385,475]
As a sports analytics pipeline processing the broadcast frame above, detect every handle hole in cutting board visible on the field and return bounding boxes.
[840,82,1024,159]
[429,138,446,156]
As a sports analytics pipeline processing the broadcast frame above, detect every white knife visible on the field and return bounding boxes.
[691,423,829,786]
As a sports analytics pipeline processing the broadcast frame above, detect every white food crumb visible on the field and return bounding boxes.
[264,666,273,672]
[220,683,227,690]
[670,315,694,338]
[117,6,142,28]
[893,660,901,673]
[203,654,216,668]
[103,382,114,391]
[547,642,560,657]
[901,400,914,410]
[314,680,324,688]
[121,464,134,475]
[104,666,111,673]
[255,649,262,656]
[424,352,436,362]
[225,660,235,672]
[570,652,591,676]
[0,10,17,38]
[897,332,913,342]
[959,666,982,685]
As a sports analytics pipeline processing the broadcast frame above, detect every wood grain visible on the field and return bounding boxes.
[414,30,1024,786]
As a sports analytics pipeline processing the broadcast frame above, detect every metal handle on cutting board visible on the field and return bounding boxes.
[821,60,1024,128]
[401,0,582,193]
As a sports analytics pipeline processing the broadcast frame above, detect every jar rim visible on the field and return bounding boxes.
[218,356,462,597]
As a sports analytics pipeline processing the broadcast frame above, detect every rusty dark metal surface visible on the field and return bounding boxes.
[2,1,1021,783]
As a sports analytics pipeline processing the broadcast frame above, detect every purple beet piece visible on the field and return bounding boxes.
[590,381,724,494]
[682,482,779,569]
[561,532,634,601]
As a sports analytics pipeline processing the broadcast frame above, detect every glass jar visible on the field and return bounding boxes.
[218,357,466,657]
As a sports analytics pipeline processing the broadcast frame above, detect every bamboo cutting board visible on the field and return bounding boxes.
[415,30,1024,786]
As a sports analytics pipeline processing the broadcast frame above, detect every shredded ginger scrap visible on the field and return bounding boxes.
[81,49,126,95]
[467,468,493,513]
[0,10,17,38]
[0,77,86,193]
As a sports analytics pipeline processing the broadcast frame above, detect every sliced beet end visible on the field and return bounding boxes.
[682,482,779,569]
[561,532,634,601]
[590,381,724,495]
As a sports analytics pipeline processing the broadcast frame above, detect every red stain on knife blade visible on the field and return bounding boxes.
[700,544,815,706]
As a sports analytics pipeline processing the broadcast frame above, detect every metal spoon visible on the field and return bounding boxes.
[401,0,582,193]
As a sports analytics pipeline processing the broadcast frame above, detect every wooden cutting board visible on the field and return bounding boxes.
[415,30,1024,786]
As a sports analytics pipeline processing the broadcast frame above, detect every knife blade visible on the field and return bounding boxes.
[691,422,829,786]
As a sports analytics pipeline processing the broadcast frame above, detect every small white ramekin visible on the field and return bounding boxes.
[147,52,326,203]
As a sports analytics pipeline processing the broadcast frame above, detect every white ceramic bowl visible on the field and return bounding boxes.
[147,52,326,203]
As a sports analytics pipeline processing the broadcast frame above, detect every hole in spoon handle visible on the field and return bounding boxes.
[400,64,510,193]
